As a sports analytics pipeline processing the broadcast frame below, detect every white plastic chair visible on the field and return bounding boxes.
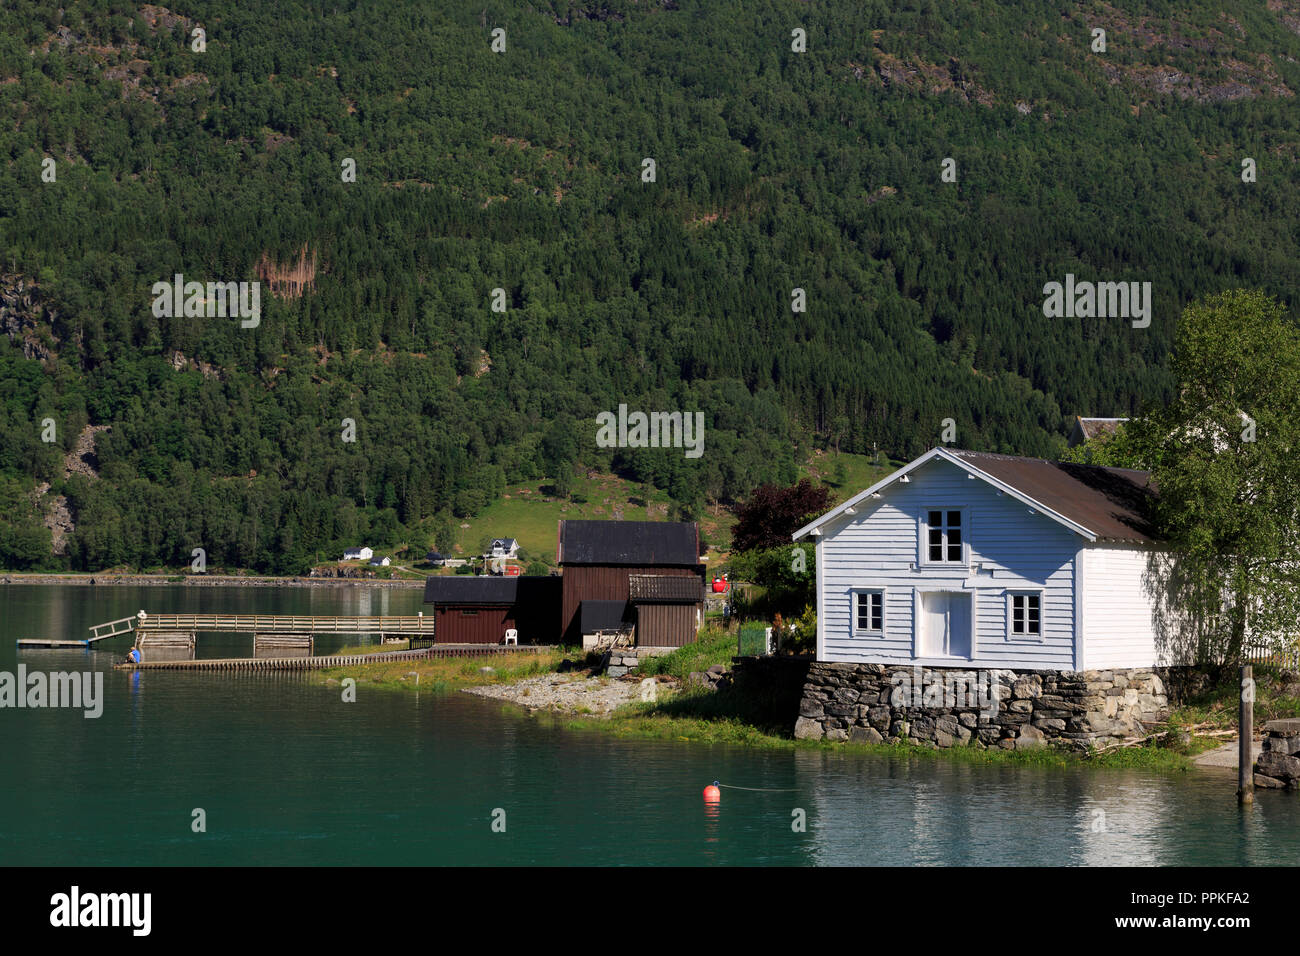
[504,628,518,646]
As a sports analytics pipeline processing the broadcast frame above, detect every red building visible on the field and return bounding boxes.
[422,575,561,645]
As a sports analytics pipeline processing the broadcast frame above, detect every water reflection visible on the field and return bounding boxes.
[3,585,1300,866]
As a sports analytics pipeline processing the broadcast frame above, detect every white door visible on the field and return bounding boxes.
[919,592,971,658]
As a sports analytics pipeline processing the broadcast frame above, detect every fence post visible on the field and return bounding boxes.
[1239,664,1254,806]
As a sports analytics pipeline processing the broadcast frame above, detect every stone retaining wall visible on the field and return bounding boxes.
[602,646,672,677]
[1253,718,1300,790]
[793,662,1169,751]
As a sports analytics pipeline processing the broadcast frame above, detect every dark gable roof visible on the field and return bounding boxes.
[629,574,705,603]
[423,575,560,606]
[558,520,699,566]
[423,577,518,605]
[946,450,1158,544]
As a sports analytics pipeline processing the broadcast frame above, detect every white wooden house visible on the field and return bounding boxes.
[489,538,520,559]
[792,448,1166,671]
[342,546,374,562]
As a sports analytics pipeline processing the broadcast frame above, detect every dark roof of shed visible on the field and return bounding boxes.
[423,576,518,605]
[945,450,1158,544]
[558,520,699,566]
[579,600,633,633]
[629,574,705,603]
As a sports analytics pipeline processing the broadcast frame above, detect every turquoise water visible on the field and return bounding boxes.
[1,585,1297,866]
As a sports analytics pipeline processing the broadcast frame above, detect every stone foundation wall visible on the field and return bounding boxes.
[793,662,1169,751]
[1254,719,1300,790]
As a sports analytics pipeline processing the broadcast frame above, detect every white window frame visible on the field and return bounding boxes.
[852,588,885,636]
[918,506,969,567]
[1006,589,1044,642]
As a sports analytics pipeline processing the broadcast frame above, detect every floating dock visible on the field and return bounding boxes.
[15,638,91,649]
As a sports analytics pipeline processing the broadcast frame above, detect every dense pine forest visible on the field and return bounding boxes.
[1,0,1298,572]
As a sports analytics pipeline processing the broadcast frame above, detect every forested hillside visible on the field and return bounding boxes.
[2,1,1298,572]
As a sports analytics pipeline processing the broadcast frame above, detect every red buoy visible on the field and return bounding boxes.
[703,782,721,803]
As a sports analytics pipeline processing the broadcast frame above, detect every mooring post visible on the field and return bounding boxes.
[1239,664,1254,806]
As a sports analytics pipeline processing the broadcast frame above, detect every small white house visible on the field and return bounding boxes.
[342,546,374,562]
[368,555,391,567]
[489,538,520,559]
[792,447,1166,672]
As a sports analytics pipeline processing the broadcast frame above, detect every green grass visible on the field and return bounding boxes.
[1171,665,1300,733]
[312,647,569,693]
[431,451,898,566]
[636,626,737,680]
[805,450,898,499]
[445,471,689,563]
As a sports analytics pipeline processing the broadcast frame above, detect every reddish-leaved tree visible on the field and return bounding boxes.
[731,478,832,553]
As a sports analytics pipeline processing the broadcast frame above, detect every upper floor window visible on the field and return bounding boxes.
[925,510,964,563]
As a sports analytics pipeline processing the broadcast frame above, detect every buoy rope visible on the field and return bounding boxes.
[716,783,800,792]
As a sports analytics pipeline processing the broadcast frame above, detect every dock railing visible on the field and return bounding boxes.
[133,613,433,634]
[88,616,138,642]
[90,613,433,638]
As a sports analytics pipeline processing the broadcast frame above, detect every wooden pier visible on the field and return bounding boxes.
[91,613,435,640]
[133,613,435,635]
[113,644,548,672]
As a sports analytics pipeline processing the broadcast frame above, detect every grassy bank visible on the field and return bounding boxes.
[310,627,1270,772]
[555,688,1198,772]
[313,646,568,694]
[565,628,1199,770]
[1170,665,1300,734]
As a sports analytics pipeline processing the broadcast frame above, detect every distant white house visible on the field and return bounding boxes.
[342,546,374,562]
[488,538,520,559]
[792,447,1168,672]
[368,555,391,567]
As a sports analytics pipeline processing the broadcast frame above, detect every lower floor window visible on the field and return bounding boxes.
[1010,593,1041,637]
[856,590,884,632]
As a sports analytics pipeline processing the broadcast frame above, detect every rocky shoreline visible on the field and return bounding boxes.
[0,572,425,589]
[463,672,677,716]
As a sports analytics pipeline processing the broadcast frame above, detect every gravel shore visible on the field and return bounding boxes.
[463,672,676,716]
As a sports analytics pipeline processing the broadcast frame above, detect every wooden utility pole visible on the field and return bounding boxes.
[1239,664,1254,806]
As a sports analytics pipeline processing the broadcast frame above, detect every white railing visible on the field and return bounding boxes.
[1245,643,1300,672]
[124,613,431,633]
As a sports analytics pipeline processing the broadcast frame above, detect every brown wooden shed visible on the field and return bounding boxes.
[422,575,561,644]
[557,520,705,647]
